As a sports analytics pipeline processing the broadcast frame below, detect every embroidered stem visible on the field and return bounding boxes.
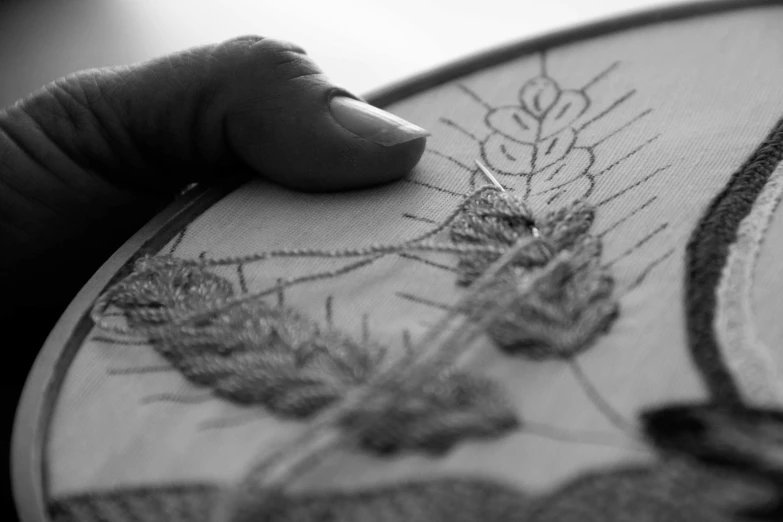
[185,242,507,267]
[185,186,498,269]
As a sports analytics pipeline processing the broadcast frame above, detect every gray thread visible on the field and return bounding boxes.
[91,186,619,507]
[94,253,518,455]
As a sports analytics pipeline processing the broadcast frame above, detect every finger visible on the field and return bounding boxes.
[4,35,429,195]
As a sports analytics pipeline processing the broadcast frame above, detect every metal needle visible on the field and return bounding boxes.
[475,160,505,192]
[474,159,541,238]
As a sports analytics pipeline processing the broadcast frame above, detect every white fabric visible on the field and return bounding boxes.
[47,6,783,497]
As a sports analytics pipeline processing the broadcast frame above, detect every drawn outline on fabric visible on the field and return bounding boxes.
[401,54,674,300]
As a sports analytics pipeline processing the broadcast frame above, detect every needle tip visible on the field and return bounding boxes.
[474,160,505,191]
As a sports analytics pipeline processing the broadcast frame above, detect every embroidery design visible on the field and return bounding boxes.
[56,55,661,521]
[642,403,783,520]
[48,46,783,522]
[92,254,520,454]
[714,162,783,406]
[91,179,619,455]
[685,117,783,405]
[454,196,617,358]
[50,458,775,522]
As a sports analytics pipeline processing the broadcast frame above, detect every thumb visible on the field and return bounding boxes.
[9,36,429,195]
[222,37,430,191]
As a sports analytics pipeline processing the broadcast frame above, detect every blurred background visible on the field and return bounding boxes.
[0,0,699,107]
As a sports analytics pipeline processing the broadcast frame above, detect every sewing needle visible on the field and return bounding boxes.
[475,160,505,192]
[474,159,541,238]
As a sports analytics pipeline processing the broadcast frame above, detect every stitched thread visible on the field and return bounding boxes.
[48,460,769,522]
[685,117,783,405]
[89,186,618,503]
[641,404,783,519]
[715,163,783,406]
[223,201,618,500]
[451,192,617,358]
[92,187,500,335]
[94,255,519,452]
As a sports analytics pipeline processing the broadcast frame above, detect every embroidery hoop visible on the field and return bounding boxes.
[11,1,783,521]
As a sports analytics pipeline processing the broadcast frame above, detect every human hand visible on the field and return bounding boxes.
[0,35,428,336]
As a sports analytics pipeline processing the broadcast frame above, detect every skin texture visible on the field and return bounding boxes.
[0,36,426,518]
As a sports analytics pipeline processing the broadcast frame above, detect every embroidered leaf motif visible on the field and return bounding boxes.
[341,371,519,455]
[451,192,618,359]
[96,258,387,417]
[99,256,235,326]
[95,256,519,453]
[450,191,545,286]
[537,199,595,250]
[474,237,617,359]
[167,303,386,416]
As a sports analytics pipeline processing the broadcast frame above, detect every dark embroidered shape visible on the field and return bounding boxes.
[526,461,769,522]
[685,117,783,405]
[449,190,545,285]
[168,303,385,416]
[451,191,618,359]
[94,256,519,453]
[49,478,532,522]
[49,483,218,522]
[341,371,519,455]
[49,461,771,522]
[537,200,595,252]
[98,256,235,326]
[96,257,386,417]
[475,237,616,359]
[641,403,783,520]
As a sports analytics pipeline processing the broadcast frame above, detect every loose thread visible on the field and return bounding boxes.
[522,420,647,453]
[568,358,638,436]
[185,186,497,269]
